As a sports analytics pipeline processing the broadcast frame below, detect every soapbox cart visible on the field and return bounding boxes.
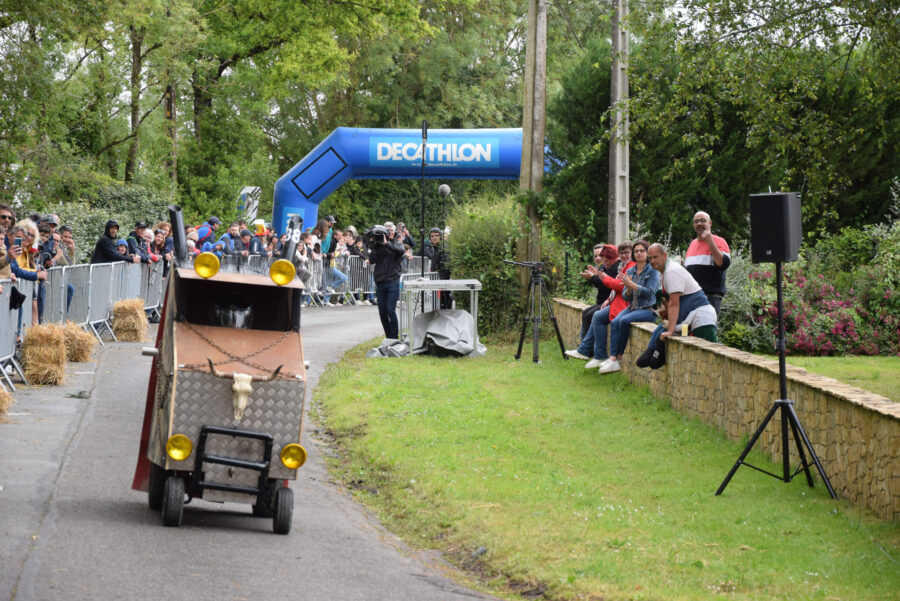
[131,210,307,534]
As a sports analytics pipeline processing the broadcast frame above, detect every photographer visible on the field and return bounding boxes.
[365,225,405,339]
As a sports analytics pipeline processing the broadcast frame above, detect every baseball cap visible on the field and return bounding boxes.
[240,229,252,237]
[325,215,336,223]
[43,214,60,226]
[208,216,221,225]
[135,220,148,229]
[429,227,442,234]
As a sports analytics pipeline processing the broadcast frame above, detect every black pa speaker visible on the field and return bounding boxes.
[750,192,802,263]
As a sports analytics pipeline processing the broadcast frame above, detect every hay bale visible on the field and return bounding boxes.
[0,386,13,423]
[61,321,97,362]
[23,324,67,386]
[113,298,148,342]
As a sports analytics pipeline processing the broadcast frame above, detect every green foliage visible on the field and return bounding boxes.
[446,195,520,335]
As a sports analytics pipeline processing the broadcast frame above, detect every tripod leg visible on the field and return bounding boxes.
[716,403,781,495]
[540,280,568,359]
[532,276,541,362]
[515,280,535,360]
[785,406,815,487]
[784,404,838,499]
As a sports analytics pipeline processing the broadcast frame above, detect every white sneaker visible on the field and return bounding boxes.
[324,302,335,307]
[599,359,621,374]
[565,349,590,360]
[585,358,605,369]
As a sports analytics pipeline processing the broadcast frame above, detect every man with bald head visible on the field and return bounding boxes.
[684,211,730,314]
[635,243,717,369]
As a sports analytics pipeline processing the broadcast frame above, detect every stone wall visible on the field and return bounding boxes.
[553,298,900,521]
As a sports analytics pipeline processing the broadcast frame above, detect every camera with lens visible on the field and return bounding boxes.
[363,225,389,247]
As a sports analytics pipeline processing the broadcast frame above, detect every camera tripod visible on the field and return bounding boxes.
[716,262,836,499]
[504,260,567,363]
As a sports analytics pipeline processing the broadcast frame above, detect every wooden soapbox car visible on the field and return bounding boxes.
[132,209,307,534]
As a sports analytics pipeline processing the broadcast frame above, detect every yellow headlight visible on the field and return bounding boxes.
[166,434,194,461]
[269,259,296,286]
[194,252,220,279]
[280,443,307,469]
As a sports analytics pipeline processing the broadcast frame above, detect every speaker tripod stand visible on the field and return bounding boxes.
[504,260,567,363]
[716,261,837,499]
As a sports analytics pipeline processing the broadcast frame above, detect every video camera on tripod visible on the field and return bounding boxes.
[503,258,566,363]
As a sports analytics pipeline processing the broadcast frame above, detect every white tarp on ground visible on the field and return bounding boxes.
[410,309,486,357]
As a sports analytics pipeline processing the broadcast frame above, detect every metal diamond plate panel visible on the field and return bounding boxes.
[166,371,306,487]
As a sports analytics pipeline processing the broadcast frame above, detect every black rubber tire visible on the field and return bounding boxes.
[273,487,293,535]
[252,479,277,518]
[147,462,167,511]
[161,476,185,527]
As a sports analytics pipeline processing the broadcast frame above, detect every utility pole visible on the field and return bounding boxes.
[608,0,630,244]
[517,0,547,267]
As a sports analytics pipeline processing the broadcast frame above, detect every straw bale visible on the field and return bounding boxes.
[113,298,148,342]
[23,324,67,386]
[61,321,97,363]
[0,386,13,423]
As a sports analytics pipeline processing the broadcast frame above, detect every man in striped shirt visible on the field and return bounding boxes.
[684,211,730,315]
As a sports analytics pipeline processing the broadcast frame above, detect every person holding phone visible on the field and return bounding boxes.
[10,220,46,326]
[684,211,730,315]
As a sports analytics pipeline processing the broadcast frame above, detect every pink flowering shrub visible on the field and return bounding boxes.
[720,218,900,356]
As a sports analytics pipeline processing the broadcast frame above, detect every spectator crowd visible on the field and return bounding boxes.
[566,211,730,372]
[0,202,732,370]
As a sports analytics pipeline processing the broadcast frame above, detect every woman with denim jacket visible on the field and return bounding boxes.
[598,240,661,374]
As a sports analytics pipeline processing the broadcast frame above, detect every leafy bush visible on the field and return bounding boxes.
[446,195,520,336]
[718,214,900,356]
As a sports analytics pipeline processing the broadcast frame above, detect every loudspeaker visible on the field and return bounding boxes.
[750,192,802,263]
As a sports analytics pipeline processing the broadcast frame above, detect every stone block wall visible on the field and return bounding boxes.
[553,298,900,521]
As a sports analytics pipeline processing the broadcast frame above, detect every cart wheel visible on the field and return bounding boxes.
[273,487,293,535]
[148,462,167,511]
[161,476,185,527]
[252,479,277,518]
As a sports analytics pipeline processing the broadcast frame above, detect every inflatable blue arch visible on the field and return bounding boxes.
[273,127,523,232]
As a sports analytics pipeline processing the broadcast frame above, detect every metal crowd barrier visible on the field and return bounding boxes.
[88,263,117,342]
[0,280,22,390]
[66,264,92,326]
[398,271,440,340]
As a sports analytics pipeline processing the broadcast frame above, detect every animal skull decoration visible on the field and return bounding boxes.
[207,359,283,420]
[231,373,254,419]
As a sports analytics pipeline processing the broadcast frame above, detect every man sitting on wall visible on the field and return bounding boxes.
[636,243,718,369]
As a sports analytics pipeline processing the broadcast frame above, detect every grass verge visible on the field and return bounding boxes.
[780,355,900,402]
[314,339,900,601]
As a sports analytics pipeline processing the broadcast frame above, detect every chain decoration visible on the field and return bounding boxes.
[178,321,293,373]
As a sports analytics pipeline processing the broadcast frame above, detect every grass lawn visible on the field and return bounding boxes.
[779,355,900,402]
[314,339,900,601]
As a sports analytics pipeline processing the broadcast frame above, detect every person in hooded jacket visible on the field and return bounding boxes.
[92,220,138,264]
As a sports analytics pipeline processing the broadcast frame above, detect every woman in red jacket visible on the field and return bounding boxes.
[565,243,635,368]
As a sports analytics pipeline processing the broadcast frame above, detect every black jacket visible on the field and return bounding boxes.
[589,260,620,305]
[91,220,125,264]
[126,230,151,263]
[368,240,405,283]
[418,242,449,279]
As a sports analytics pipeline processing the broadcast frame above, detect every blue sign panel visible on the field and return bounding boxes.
[273,127,522,233]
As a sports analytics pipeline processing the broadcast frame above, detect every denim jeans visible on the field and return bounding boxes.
[609,307,656,357]
[322,266,348,303]
[577,306,611,360]
[375,280,400,339]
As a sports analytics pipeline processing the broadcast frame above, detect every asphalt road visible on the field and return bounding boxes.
[1,306,494,601]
